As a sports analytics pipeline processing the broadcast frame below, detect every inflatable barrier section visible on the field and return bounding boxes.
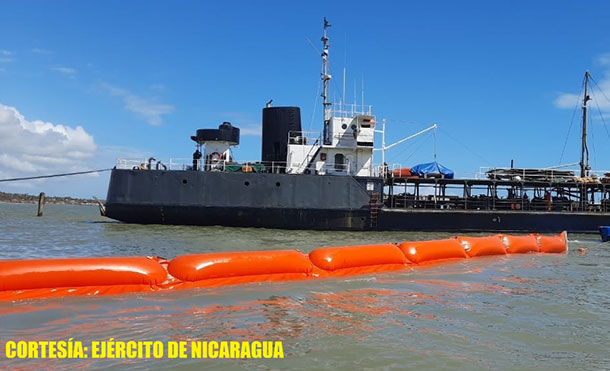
[308,243,408,277]
[398,238,468,264]
[166,250,315,290]
[0,232,567,302]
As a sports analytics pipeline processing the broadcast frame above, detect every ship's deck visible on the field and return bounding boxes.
[385,176,610,213]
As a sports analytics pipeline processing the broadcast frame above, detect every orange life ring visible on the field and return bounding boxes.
[210,152,222,162]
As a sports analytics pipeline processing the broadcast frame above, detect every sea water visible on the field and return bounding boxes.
[0,203,609,369]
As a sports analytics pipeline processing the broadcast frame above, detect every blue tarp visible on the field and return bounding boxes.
[601,226,610,242]
[410,162,454,179]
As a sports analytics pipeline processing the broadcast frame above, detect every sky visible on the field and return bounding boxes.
[1,0,610,198]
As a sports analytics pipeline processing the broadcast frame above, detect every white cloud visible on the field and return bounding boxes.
[50,66,77,77]
[0,50,12,63]
[149,83,165,91]
[123,95,174,126]
[596,53,610,66]
[554,92,581,109]
[218,112,261,136]
[0,103,97,180]
[31,48,53,55]
[554,57,610,112]
[101,82,174,125]
[240,125,262,136]
[0,104,156,198]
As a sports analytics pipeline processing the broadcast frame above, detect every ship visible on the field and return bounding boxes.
[104,19,610,233]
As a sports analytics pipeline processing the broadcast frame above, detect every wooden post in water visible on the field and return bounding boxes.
[93,196,106,216]
[37,192,45,217]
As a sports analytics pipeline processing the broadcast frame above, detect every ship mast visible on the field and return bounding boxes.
[321,17,332,145]
[580,71,591,178]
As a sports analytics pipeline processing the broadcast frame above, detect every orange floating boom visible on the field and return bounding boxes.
[398,238,468,264]
[309,243,407,271]
[535,231,568,253]
[168,250,313,281]
[0,232,568,302]
[457,236,507,258]
[500,235,540,254]
[0,256,167,291]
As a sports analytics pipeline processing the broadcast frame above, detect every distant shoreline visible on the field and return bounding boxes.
[0,191,102,206]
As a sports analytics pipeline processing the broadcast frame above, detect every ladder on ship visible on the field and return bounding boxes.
[369,192,380,229]
[295,139,321,174]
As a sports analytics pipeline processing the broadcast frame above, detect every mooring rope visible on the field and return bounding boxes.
[0,169,112,182]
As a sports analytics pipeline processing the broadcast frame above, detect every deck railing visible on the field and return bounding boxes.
[287,131,322,146]
[477,166,610,183]
[384,176,610,213]
[116,158,290,173]
[330,102,373,118]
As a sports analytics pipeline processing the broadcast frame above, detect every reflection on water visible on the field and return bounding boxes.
[1,203,610,369]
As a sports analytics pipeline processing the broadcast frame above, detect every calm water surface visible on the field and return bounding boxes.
[1,203,609,370]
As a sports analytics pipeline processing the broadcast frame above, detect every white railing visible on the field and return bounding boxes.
[320,162,351,174]
[374,163,412,177]
[288,131,322,146]
[374,163,453,179]
[115,158,171,170]
[288,161,352,175]
[258,161,288,173]
[331,102,373,118]
[116,158,290,173]
[168,158,195,171]
[326,162,351,174]
[116,158,148,170]
[372,163,610,182]
[477,166,610,182]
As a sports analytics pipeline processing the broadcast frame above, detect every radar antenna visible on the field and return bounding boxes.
[580,71,591,178]
[321,17,332,145]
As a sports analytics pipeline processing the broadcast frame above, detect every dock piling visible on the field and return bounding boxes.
[37,192,45,217]
[93,196,106,216]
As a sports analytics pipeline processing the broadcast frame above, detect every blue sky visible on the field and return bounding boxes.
[1,0,610,198]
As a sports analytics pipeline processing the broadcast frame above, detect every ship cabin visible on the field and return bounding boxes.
[284,103,376,177]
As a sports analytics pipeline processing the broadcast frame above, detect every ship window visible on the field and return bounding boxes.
[320,153,327,161]
[244,181,250,186]
[334,153,344,171]
[182,179,188,184]
[276,182,280,187]
[341,124,347,129]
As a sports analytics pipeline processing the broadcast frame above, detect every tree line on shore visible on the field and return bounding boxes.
[0,191,102,206]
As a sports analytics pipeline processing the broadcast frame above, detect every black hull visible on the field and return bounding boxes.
[379,209,610,234]
[105,203,610,233]
[105,169,610,233]
[105,169,379,231]
[106,204,369,230]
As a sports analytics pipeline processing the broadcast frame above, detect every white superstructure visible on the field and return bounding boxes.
[286,105,376,176]
[285,18,377,177]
